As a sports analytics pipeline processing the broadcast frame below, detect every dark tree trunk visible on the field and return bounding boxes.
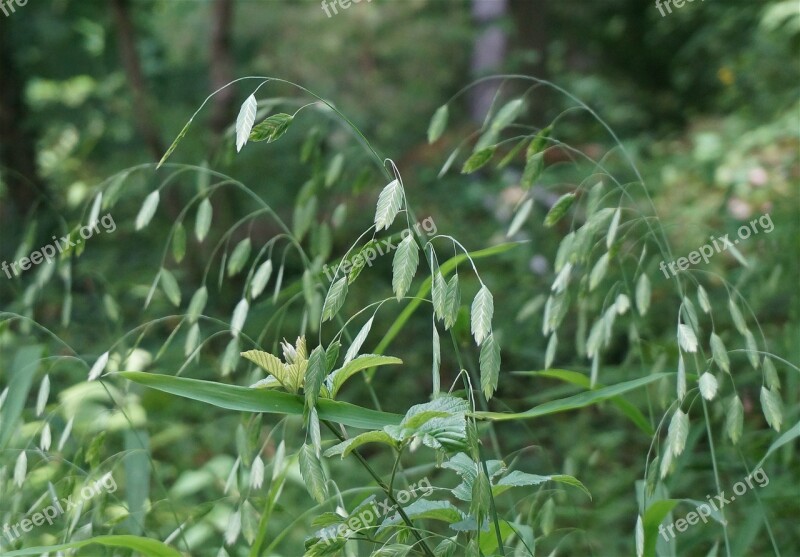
[209,0,236,151]
[110,0,164,161]
[0,18,46,216]
[469,0,509,123]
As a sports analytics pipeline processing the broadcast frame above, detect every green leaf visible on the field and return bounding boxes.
[754,420,800,470]
[642,500,680,557]
[507,198,533,237]
[172,222,186,263]
[497,137,528,169]
[479,333,501,400]
[589,253,610,291]
[668,408,689,456]
[160,269,181,306]
[374,179,404,231]
[249,113,293,143]
[729,298,748,334]
[432,271,447,321]
[305,347,326,419]
[606,207,621,248]
[325,340,341,373]
[461,146,496,174]
[187,286,208,324]
[710,332,730,373]
[235,94,258,152]
[549,474,592,500]
[543,193,575,227]
[158,118,194,169]
[299,443,328,503]
[322,276,348,322]
[227,238,252,277]
[527,125,552,157]
[521,152,544,188]
[392,234,419,301]
[760,386,783,431]
[323,430,397,458]
[727,395,744,444]
[135,191,160,231]
[119,371,402,429]
[195,197,213,242]
[1,535,182,557]
[697,284,711,313]
[474,373,669,421]
[470,285,494,345]
[428,104,449,144]
[677,323,698,353]
[325,153,344,188]
[329,355,403,398]
[344,316,374,364]
[0,346,42,449]
[250,260,273,299]
[636,274,651,316]
[699,372,718,400]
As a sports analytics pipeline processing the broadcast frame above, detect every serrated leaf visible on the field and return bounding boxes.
[195,198,213,242]
[677,323,698,353]
[432,271,447,322]
[589,253,609,291]
[543,192,575,227]
[444,274,461,330]
[249,113,293,143]
[760,386,783,431]
[428,104,449,144]
[698,372,718,400]
[344,317,374,364]
[461,146,496,174]
[374,179,403,231]
[250,260,273,299]
[668,409,689,456]
[392,234,419,301]
[235,94,258,152]
[135,191,160,231]
[305,346,326,418]
[727,395,744,444]
[160,269,181,306]
[227,238,252,277]
[636,274,651,315]
[322,276,348,322]
[606,207,621,248]
[470,285,494,346]
[299,444,328,504]
[172,222,186,263]
[710,332,730,373]
[479,333,500,400]
[187,286,208,323]
[521,152,544,189]
[507,198,533,237]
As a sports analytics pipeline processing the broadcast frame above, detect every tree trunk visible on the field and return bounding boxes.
[469,0,509,123]
[209,0,236,152]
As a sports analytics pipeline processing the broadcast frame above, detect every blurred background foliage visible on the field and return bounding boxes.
[0,0,798,555]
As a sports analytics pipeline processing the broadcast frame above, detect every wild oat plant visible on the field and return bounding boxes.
[0,76,796,557]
